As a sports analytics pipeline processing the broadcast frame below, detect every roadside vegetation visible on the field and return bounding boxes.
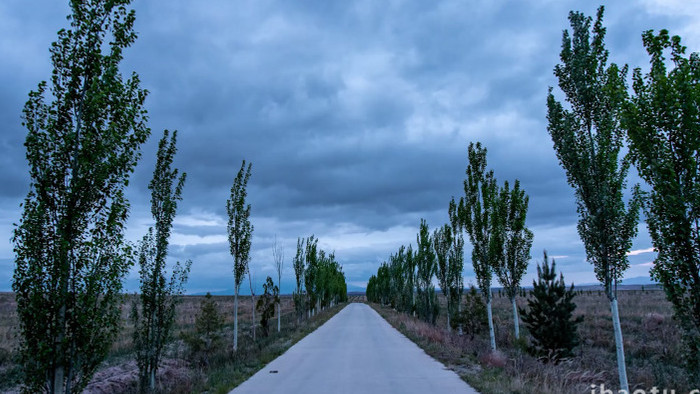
[6,0,700,392]
[0,293,354,393]
[370,288,690,393]
[368,5,700,393]
[8,1,349,392]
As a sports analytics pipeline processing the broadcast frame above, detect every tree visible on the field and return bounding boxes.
[376,262,391,306]
[416,219,439,324]
[366,274,378,303]
[459,142,501,351]
[404,245,417,315]
[226,160,253,351]
[447,198,465,333]
[433,224,453,330]
[453,286,487,340]
[546,7,641,390]
[304,235,319,317]
[12,1,150,392]
[257,276,279,338]
[624,29,700,371]
[131,130,191,393]
[273,235,284,333]
[493,180,533,339]
[520,252,583,363]
[182,293,224,367]
[292,237,306,323]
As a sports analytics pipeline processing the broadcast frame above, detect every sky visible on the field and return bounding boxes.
[1,0,698,294]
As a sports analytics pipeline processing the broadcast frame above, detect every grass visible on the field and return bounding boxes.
[369,288,695,394]
[0,292,353,393]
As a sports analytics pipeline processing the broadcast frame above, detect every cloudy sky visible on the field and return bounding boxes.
[1,0,698,294]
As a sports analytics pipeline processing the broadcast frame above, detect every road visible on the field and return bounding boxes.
[230,302,479,394]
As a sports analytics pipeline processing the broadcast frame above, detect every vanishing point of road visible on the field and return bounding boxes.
[230,302,479,394]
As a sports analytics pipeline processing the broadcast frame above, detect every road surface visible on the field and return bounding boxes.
[230,302,479,394]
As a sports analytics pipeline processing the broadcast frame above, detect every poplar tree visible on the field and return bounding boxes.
[12,1,149,392]
[493,180,533,339]
[433,224,454,330]
[416,219,439,324]
[624,29,700,371]
[292,237,306,323]
[131,130,191,393]
[304,235,319,317]
[546,7,641,390]
[226,160,253,351]
[272,235,284,333]
[459,142,501,351]
[402,245,417,315]
[447,198,465,332]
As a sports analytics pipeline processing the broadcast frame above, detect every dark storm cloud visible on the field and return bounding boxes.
[0,0,695,291]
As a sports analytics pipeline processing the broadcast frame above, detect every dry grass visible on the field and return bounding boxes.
[0,292,351,393]
[371,288,694,394]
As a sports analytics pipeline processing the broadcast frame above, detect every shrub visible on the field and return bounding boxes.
[256,277,279,338]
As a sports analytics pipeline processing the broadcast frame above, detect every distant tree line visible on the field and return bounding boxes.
[293,235,348,321]
[367,141,534,349]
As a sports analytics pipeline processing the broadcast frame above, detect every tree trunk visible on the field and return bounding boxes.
[486,292,496,351]
[511,296,520,339]
[277,302,281,333]
[251,297,256,342]
[458,292,463,336]
[53,365,65,394]
[445,288,451,332]
[233,286,239,351]
[610,298,629,391]
[149,368,156,392]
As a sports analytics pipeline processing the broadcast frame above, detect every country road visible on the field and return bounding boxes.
[230,302,479,394]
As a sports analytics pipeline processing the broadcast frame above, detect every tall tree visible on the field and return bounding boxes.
[416,219,439,324]
[304,235,319,317]
[433,224,454,330]
[226,160,253,351]
[292,237,306,323]
[447,198,465,332]
[131,130,191,393]
[273,235,284,333]
[405,244,417,315]
[459,142,501,351]
[12,1,150,392]
[493,180,533,339]
[546,7,641,390]
[624,29,700,371]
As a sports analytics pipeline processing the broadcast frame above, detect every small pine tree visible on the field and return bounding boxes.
[520,252,583,363]
[257,276,279,338]
[183,293,224,368]
[453,286,488,339]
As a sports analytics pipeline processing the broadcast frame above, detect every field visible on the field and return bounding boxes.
[0,293,350,393]
[1,289,691,393]
[370,288,692,394]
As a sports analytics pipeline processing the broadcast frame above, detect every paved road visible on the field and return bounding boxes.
[230,302,479,394]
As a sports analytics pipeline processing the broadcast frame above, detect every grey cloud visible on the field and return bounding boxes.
[0,0,689,291]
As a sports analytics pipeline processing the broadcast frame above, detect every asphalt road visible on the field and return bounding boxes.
[230,302,479,394]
